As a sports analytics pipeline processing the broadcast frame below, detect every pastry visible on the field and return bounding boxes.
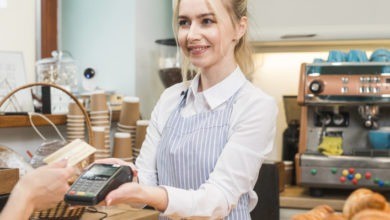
[324,213,347,220]
[351,209,390,220]
[343,188,387,219]
[292,205,334,220]
[0,145,33,176]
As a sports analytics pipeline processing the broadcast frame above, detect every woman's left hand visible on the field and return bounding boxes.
[104,182,168,212]
[104,182,143,206]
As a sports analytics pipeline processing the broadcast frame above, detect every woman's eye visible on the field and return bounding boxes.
[202,18,215,25]
[178,20,189,26]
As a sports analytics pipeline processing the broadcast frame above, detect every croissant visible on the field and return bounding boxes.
[323,213,347,220]
[342,188,387,219]
[351,209,390,220]
[291,205,334,220]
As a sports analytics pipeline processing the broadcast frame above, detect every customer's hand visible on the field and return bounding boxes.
[14,159,76,210]
[0,160,76,220]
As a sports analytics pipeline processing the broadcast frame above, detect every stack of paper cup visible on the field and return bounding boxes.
[90,91,111,150]
[67,101,85,142]
[117,96,139,155]
[134,120,149,158]
[113,132,133,162]
[92,126,111,160]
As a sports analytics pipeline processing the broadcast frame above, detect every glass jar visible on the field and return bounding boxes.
[36,51,78,92]
[35,51,78,113]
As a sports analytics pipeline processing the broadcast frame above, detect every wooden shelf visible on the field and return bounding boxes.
[0,110,120,128]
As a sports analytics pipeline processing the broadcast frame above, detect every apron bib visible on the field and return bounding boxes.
[156,89,250,220]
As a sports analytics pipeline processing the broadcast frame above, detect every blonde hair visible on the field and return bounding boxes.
[172,0,254,81]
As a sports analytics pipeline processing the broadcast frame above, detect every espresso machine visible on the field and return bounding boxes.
[296,62,390,193]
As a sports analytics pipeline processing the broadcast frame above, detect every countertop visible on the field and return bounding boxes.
[81,204,159,220]
[280,186,347,211]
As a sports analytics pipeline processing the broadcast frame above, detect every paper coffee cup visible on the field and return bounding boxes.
[90,92,108,111]
[119,96,140,126]
[135,120,149,149]
[68,101,84,116]
[92,126,106,149]
[112,132,132,158]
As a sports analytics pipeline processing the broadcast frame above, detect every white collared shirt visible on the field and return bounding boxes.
[136,67,278,219]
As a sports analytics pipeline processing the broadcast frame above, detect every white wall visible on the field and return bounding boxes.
[0,0,35,82]
[61,0,173,118]
[135,1,173,118]
[61,0,136,97]
[252,52,329,160]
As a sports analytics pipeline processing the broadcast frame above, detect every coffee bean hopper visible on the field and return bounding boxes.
[155,39,182,88]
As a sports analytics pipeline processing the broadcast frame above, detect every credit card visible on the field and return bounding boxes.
[44,139,96,167]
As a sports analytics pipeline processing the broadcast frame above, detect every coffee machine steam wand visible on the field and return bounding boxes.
[358,105,379,129]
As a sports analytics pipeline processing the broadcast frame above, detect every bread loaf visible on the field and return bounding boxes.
[292,205,334,220]
[351,209,390,220]
[342,188,387,219]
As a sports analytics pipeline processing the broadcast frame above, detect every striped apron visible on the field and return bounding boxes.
[156,88,250,220]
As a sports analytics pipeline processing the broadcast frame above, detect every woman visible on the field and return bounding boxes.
[99,0,277,219]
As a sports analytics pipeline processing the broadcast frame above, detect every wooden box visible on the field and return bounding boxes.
[0,168,19,195]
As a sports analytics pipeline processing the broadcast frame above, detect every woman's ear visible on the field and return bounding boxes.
[236,16,248,40]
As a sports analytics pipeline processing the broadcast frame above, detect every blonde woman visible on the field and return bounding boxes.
[98,0,277,219]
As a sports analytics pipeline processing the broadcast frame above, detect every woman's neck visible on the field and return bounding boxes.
[198,64,237,92]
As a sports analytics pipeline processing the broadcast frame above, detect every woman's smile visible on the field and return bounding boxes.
[188,45,211,56]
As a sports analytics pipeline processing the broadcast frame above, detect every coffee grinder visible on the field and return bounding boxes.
[155,39,182,88]
[296,62,390,195]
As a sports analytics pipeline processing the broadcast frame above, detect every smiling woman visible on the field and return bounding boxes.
[173,0,254,83]
[95,0,278,219]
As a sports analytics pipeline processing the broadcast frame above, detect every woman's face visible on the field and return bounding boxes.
[177,0,239,71]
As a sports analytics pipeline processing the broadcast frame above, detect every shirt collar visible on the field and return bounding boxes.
[186,66,247,110]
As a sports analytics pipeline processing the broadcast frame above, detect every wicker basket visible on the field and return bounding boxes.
[0,82,94,220]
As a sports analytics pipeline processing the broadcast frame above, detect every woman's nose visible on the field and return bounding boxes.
[187,23,201,41]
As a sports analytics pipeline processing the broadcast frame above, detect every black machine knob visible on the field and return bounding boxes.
[309,80,324,94]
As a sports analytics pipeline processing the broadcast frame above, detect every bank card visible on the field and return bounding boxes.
[44,139,96,167]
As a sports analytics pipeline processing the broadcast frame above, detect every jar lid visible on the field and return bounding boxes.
[36,51,76,65]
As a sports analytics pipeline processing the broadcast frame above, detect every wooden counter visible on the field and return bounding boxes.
[280,186,346,211]
[81,204,159,220]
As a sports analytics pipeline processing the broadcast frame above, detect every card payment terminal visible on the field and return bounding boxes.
[64,163,133,206]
